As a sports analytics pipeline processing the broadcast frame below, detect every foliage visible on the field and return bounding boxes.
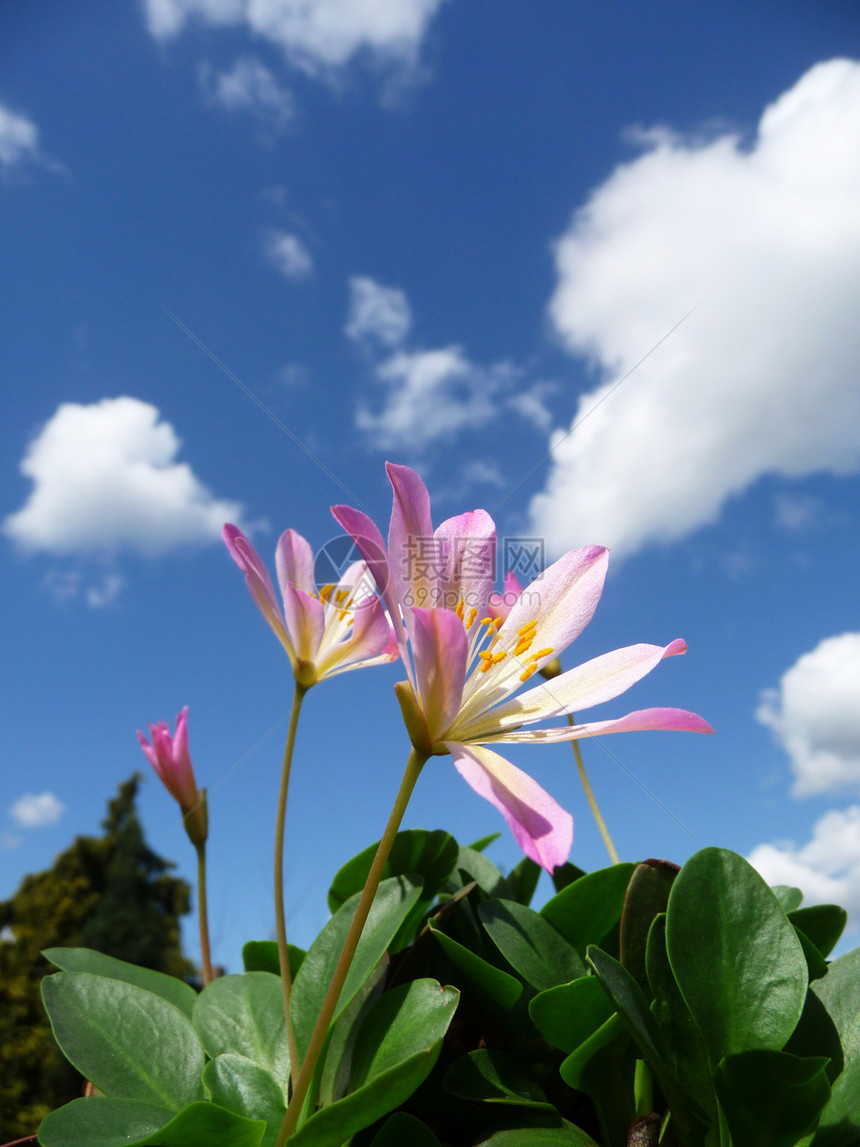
[0,775,192,1140]
[36,831,860,1147]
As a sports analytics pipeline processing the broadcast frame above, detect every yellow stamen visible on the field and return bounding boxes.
[517,619,538,636]
[514,635,535,657]
[519,664,539,682]
[524,647,554,664]
[466,607,477,628]
[319,584,334,603]
[455,600,465,620]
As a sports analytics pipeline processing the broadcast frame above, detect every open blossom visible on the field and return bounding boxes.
[333,463,712,871]
[138,706,207,845]
[223,524,398,688]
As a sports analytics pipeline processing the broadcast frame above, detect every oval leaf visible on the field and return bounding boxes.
[193,972,289,1082]
[429,922,522,1011]
[328,830,458,912]
[714,1050,831,1147]
[43,946,198,1019]
[530,976,614,1055]
[203,1055,285,1147]
[540,864,636,958]
[479,899,586,991]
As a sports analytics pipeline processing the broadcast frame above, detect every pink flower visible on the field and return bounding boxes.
[222,525,398,688]
[138,707,207,845]
[332,463,712,872]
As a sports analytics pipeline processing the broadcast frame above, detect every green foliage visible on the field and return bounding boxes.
[35,832,860,1147]
[0,775,192,1140]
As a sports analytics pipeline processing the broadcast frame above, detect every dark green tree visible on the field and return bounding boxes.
[0,775,193,1139]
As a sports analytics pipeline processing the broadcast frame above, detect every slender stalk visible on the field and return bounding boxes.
[275,682,308,1091]
[567,714,620,864]
[195,841,214,986]
[276,747,428,1147]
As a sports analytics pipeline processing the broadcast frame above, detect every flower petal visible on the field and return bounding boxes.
[446,741,572,872]
[275,529,316,597]
[484,707,714,744]
[282,581,325,664]
[463,639,690,737]
[411,606,468,742]
[386,462,436,622]
[434,509,496,622]
[223,524,293,656]
[317,597,398,677]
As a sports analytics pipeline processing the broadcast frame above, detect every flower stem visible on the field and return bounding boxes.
[276,747,428,1146]
[195,840,214,986]
[275,683,308,1091]
[567,714,620,864]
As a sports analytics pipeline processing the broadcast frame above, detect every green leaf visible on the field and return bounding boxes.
[38,1098,266,1147]
[558,1012,626,1091]
[479,898,586,991]
[443,1048,552,1108]
[618,860,679,995]
[370,1112,442,1146]
[429,921,523,1010]
[203,1055,285,1147]
[291,875,423,1061]
[496,856,542,906]
[788,906,847,960]
[540,863,636,958]
[666,848,808,1063]
[287,979,458,1147]
[242,940,306,980]
[550,861,587,893]
[43,946,198,1019]
[193,972,289,1084]
[478,1122,599,1146]
[784,990,844,1084]
[448,845,506,895]
[530,975,615,1054]
[773,886,805,912]
[714,1050,831,1147]
[469,832,502,852]
[318,957,388,1107]
[41,972,205,1109]
[811,946,860,1140]
[327,829,458,912]
[794,926,829,982]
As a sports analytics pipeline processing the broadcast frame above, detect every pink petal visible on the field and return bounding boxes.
[222,524,291,651]
[447,742,572,872]
[318,596,398,677]
[282,582,325,663]
[486,707,714,744]
[411,607,468,742]
[386,462,437,626]
[275,529,316,597]
[434,509,496,623]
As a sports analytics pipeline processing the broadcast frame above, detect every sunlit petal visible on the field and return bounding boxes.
[275,528,316,597]
[434,509,496,623]
[412,606,468,741]
[223,524,293,657]
[484,707,714,744]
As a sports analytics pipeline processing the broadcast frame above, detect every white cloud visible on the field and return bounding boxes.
[199,56,295,130]
[773,493,820,532]
[748,806,860,933]
[263,229,314,279]
[506,382,557,434]
[3,397,246,557]
[145,0,448,75]
[11,792,65,828]
[757,633,860,797]
[0,101,39,169]
[531,59,860,558]
[346,276,412,347]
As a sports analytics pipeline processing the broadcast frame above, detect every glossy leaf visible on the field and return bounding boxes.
[448,845,506,895]
[784,990,844,1084]
[530,975,614,1054]
[202,1055,285,1147]
[328,829,457,912]
[287,980,458,1147]
[550,861,587,893]
[788,906,847,960]
[370,1112,442,1146]
[772,885,805,913]
[811,946,860,1141]
[41,972,205,1108]
[429,921,522,1010]
[794,926,829,982]
[193,972,288,1082]
[43,946,198,1020]
[38,1098,265,1147]
[496,856,542,906]
[479,899,586,990]
[618,860,679,995]
[242,940,306,980]
[478,1124,599,1146]
[714,1050,831,1147]
[666,848,808,1063]
[291,874,423,1060]
[540,863,636,958]
[558,1012,626,1090]
[318,958,387,1107]
[443,1048,552,1108]
[469,832,502,852]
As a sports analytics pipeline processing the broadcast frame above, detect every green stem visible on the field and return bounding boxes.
[276,747,428,1146]
[275,683,308,1092]
[195,841,214,987]
[567,714,620,864]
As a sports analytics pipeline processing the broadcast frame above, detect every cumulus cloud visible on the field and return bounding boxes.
[346,276,412,347]
[145,0,448,75]
[531,59,860,558]
[3,397,246,557]
[11,792,65,828]
[0,100,60,176]
[199,56,295,130]
[757,633,860,797]
[263,229,314,279]
[749,806,860,933]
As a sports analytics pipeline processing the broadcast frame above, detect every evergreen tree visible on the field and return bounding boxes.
[0,775,193,1139]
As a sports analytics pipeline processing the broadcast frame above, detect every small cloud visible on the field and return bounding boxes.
[461,459,506,488]
[3,396,247,558]
[773,492,821,532]
[748,805,860,934]
[0,100,60,177]
[757,632,860,797]
[199,56,295,132]
[263,229,314,280]
[11,792,65,828]
[346,276,412,348]
[85,573,124,608]
[506,382,558,433]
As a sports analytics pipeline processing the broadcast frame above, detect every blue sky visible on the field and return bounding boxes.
[2,1,860,974]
